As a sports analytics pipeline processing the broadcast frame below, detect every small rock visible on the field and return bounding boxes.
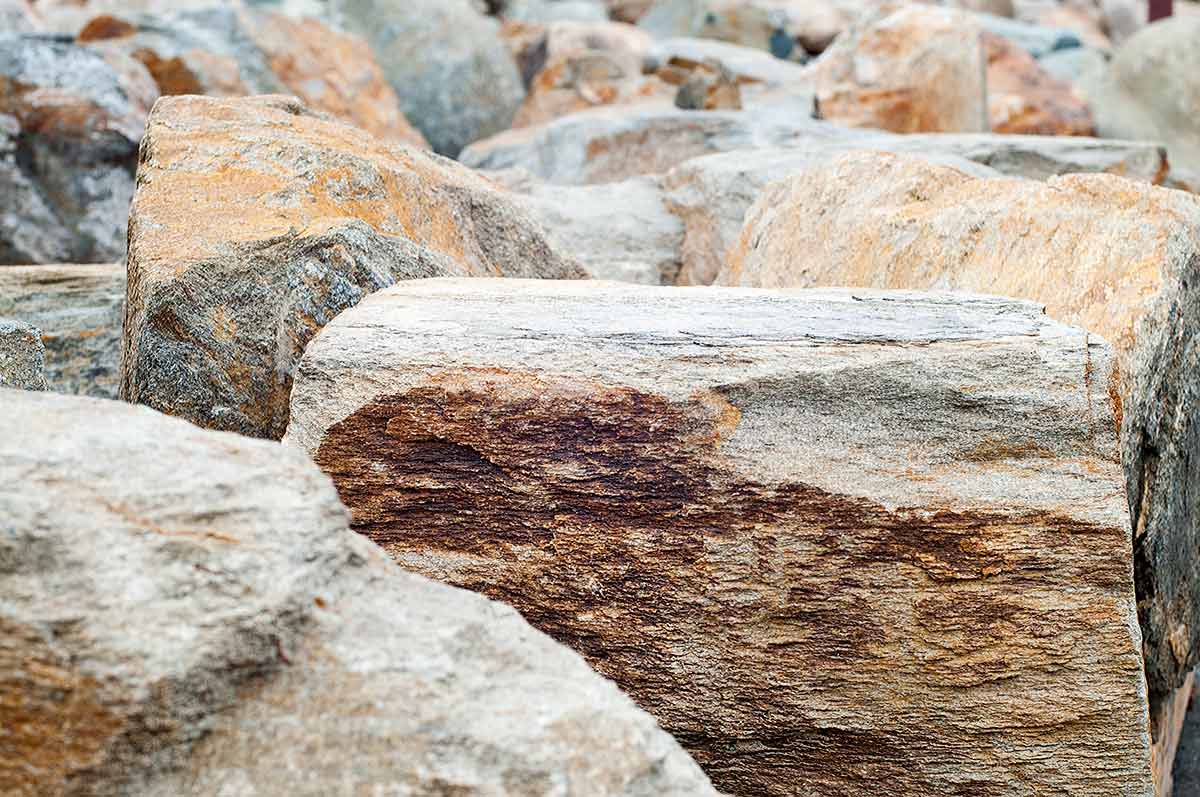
[0,319,46,390]
[674,58,742,110]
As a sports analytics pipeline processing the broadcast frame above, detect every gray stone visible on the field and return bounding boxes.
[329,0,525,156]
[0,388,716,796]
[496,169,683,284]
[1080,17,1200,177]
[1037,45,1108,84]
[0,318,46,390]
[459,102,819,185]
[0,35,156,265]
[504,0,610,22]
[0,263,125,398]
[285,278,1152,797]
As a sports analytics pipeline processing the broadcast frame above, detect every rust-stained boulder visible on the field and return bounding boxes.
[286,277,1153,797]
[0,388,716,796]
[78,6,429,148]
[806,4,989,133]
[122,95,582,440]
[0,34,157,264]
[720,151,1200,727]
[0,263,124,398]
[983,31,1094,136]
[663,130,1165,285]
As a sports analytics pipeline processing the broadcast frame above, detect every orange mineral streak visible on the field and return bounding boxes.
[130,97,485,282]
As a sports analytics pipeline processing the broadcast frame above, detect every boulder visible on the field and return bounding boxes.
[0,34,157,264]
[983,31,1093,135]
[460,102,818,184]
[1081,17,1200,177]
[330,0,525,156]
[806,5,989,134]
[649,37,812,85]
[1037,45,1108,84]
[639,0,862,57]
[513,45,670,128]
[503,0,610,21]
[720,150,1200,721]
[495,169,683,283]
[0,318,46,390]
[663,130,1165,285]
[122,95,582,440]
[972,10,1085,55]
[0,0,40,31]
[0,388,716,796]
[285,277,1153,796]
[0,263,124,398]
[78,6,428,148]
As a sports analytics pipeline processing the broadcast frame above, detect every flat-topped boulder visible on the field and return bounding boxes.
[0,263,124,398]
[663,130,1165,285]
[720,150,1200,729]
[121,94,581,440]
[0,388,715,795]
[286,278,1153,797]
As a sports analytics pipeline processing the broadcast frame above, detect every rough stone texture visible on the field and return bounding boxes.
[330,0,525,156]
[0,388,716,797]
[0,263,124,398]
[0,318,46,390]
[983,31,1094,136]
[1080,17,1200,177]
[663,130,1165,285]
[1173,677,1200,797]
[495,169,682,283]
[0,34,157,265]
[286,278,1153,797]
[122,95,582,440]
[460,102,818,184]
[79,6,428,148]
[806,5,989,133]
[720,151,1200,719]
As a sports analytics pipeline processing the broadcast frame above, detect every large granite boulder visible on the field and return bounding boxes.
[0,388,715,796]
[0,263,124,398]
[719,151,1200,740]
[0,34,157,264]
[330,0,525,155]
[286,277,1153,797]
[122,95,582,440]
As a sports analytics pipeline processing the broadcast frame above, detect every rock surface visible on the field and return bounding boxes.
[721,150,1200,717]
[0,318,46,390]
[496,169,683,283]
[286,277,1153,797]
[331,0,525,155]
[0,34,156,264]
[122,95,582,440]
[460,103,819,184]
[1081,16,1200,177]
[983,30,1093,135]
[663,130,1164,285]
[0,263,124,398]
[0,388,716,796]
[807,5,989,133]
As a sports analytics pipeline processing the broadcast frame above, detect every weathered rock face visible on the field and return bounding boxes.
[79,6,428,148]
[663,130,1165,285]
[0,35,157,265]
[0,388,716,796]
[460,102,818,184]
[0,263,124,398]
[0,318,46,390]
[122,95,582,440]
[286,278,1153,797]
[806,5,989,133]
[1081,16,1200,177]
[721,151,1200,719]
[330,0,525,156]
[983,31,1093,136]
[495,169,683,283]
